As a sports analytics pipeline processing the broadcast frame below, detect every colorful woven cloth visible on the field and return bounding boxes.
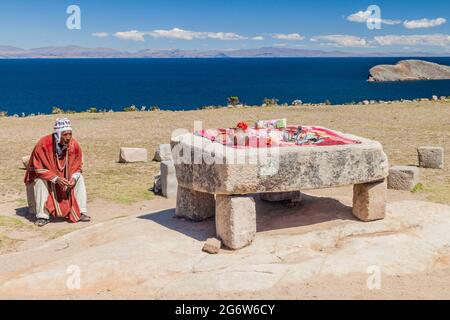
[195,126,361,148]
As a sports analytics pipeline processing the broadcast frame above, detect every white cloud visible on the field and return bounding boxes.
[114,30,145,41]
[347,10,401,25]
[403,18,446,29]
[148,28,201,40]
[149,28,247,40]
[251,36,265,41]
[92,32,109,38]
[272,33,304,41]
[205,31,247,40]
[347,10,371,23]
[115,28,247,41]
[310,35,371,48]
[382,19,402,25]
[374,34,450,46]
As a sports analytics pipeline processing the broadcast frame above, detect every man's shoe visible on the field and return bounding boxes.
[80,214,91,222]
[35,218,50,227]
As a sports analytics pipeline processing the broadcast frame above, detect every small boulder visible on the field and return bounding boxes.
[202,238,222,254]
[119,147,148,163]
[22,155,31,169]
[387,166,420,191]
[418,147,444,169]
[153,144,173,162]
[362,100,370,105]
[432,95,438,101]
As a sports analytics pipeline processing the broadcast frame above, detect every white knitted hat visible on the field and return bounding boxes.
[54,118,72,133]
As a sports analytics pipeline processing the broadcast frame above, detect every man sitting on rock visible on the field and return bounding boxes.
[24,118,90,227]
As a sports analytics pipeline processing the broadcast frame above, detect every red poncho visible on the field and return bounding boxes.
[24,134,83,222]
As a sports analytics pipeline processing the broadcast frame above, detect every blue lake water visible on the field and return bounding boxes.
[0,57,449,114]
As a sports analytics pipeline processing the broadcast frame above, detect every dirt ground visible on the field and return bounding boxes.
[0,101,449,299]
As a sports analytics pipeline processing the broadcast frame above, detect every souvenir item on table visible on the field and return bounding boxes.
[236,121,248,131]
[255,118,287,129]
[196,125,360,148]
[279,125,328,145]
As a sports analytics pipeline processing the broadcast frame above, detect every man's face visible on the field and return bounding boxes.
[60,130,72,146]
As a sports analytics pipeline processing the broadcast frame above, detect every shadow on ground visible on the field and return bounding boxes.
[15,206,76,225]
[138,193,355,241]
[15,206,34,222]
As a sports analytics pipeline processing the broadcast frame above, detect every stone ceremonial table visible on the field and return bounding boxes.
[171,126,389,250]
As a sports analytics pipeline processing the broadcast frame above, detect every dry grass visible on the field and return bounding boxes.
[0,101,449,204]
[0,235,24,252]
[0,216,35,230]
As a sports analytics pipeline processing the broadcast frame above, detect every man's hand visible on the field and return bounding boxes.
[56,177,71,189]
[68,178,76,189]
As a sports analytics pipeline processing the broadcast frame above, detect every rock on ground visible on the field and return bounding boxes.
[22,156,30,169]
[202,238,221,254]
[119,147,148,163]
[418,146,444,169]
[387,166,420,191]
[153,144,172,162]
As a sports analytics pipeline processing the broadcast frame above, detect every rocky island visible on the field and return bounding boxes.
[368,59,450,82]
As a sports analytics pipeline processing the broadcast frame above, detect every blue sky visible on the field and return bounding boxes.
[0,0,449,52]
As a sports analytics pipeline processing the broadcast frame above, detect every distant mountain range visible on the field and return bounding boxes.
[0,45,448,58]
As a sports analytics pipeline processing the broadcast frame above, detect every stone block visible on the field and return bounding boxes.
[175,186,215,221]
[352,179,386,222]
[171,128,389,195]
[153,144,173,162]
[216,195,256,250]
[160,160,178,198]
[202,238,221,254]
[22,155,30,169]
[387,166,420,191]
[417,147,444,169]
[119,147,148,163]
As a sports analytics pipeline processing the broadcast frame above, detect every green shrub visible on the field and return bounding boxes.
[411,183,424,193]
[123,104,138,112]
[263,97,279,106]
[0,111,7,117]
[52,106,65,114]
[227,96,240,106]
[150,105,160,111]
[87,107,98,113]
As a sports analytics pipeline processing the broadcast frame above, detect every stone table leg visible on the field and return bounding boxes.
[175,186,215,221]
[216,194,256,250]
[352,179,387,221]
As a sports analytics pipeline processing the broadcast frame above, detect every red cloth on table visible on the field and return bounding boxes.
[196,126,360,148]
